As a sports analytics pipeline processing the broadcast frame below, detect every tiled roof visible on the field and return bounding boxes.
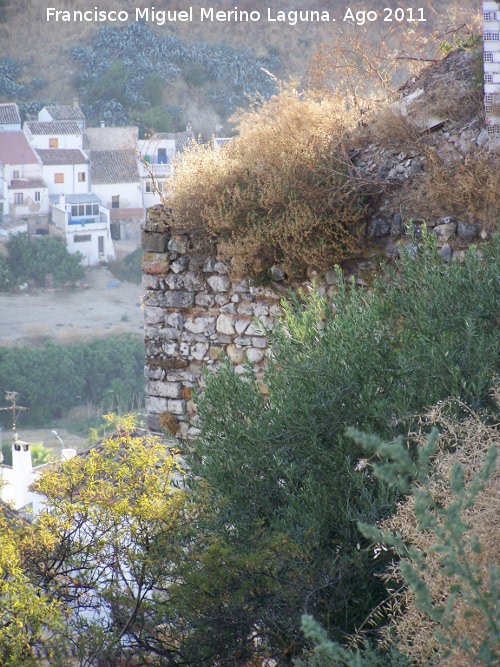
[91,149,139,184]
[44,105,86,121]
[36,149,89,165]
[0,103,21,125]
[9,179,47,189]
[0,131,39,165]
[0,499,31,524]
[26,121,81,135]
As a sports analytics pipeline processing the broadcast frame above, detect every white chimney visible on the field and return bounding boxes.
[73,97,79,108]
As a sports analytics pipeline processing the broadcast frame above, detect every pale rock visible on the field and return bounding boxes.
[168,236,188,253]
[147,381,181,399]
[235,319,251,334]
[185,317,215,334]
[183,271,205,291]
[195,293,215,307]
[254,303,269,317]
[214,260,229,274]
[191,343,208,360]
[237,301,254,315]
[167,399,185,415]
[202,257,216,272]
[226,344,246,364]
[246,348,265,363]
[144,306,164,325]
[166,312,184,328]
[208,274,230,292]
[216,314,235,335]
[179,342,190,356]
[252,337,268,349]
[235,336,252,346]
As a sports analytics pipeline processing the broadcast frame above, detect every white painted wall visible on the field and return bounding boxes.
[41,163,89,196]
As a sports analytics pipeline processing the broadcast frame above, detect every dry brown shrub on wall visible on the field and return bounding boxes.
[379,397,500,667]
[164,89,367,277]
[403,147,500,226]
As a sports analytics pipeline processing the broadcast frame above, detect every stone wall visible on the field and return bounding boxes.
[142,206,486,436]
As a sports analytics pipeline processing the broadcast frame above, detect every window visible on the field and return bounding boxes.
[35,217,41,226]
[14,193,23,205]
[49,137,58,148]
[35,191,41,202]
[485,73,494,83]
[74,234,91,243]
[112,196,119,209]
[484,12,496,21]
[93,204,99,215]
[54,173,64,183]
[145,180,152,193]
[12,170,19,179]
[78,204,85,216]
[71,205,78,217]
[484,32,500,41]
[78,172,86,182]
[485,52,494,63]
[98,236,105,255]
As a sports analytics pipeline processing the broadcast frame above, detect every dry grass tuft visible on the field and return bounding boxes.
[402,147,500,225]
[165,88,369,277]
[379,395,500,666]
[158,410,180,436]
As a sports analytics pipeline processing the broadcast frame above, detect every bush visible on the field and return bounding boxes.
[5,234,84,288]
[353,395,500,667]
[182,235,500,663]
[165,88,368,277]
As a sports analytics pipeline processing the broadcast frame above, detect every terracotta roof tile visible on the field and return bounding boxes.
[36,149,89,165]
[0,131,39,165]
[44,105,86,121]
[0,103,21,125]
[91,149,139,184]
[26,121,81,135]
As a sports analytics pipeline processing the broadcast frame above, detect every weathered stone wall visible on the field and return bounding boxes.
[142,208,290,435]
[142,206,486,436]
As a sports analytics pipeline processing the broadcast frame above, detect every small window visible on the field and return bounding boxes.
[93,204,99,215]
[484,32,500,41]
[35,217,41,226]
[14,192,23,204]
[54,173,64,183]
[78,172,86,182]
[49,137,58,148]
[74,234,92,243]
[484,12,496,21]
[112,195,119,209]
[78,204,85,216]
[485,52,494,63]
[71,205,78,216]
[12,170,19,179]
[86,204,93,215]
[145,180,152,193]
[35,191,41,202]
[485,73,494,83]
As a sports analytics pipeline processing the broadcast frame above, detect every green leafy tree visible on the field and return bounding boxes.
[6,234,84,287]
[0,254,13,291]
[28,414,189,667]
[175,235,500,664]
[0,508,63,667]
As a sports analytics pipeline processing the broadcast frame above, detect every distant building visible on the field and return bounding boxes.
[0,103,22,132]
[50,192,115,265]
[35,148,90,196]
[38,99,86,130]
[24,120,83,150]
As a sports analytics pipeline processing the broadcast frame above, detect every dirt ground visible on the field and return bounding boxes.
[0,266,144,347]
[0,263,145,452]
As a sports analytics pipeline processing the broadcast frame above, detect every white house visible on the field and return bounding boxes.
[0,131,48,232]
[24,120,83,150]
[0,103,21,132]
[0,435,76,513]
[138,129,194,208]
[36,148,90,196]
[90,149,143,240]
[50,192,115,265]
[38,99,86,130]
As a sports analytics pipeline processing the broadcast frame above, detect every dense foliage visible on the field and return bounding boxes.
[172,236,500,664]
[0,334,144,424]
[108,247,143,284]
[4,234,84,288]
[72,22,278,126]
[0,56,44,101]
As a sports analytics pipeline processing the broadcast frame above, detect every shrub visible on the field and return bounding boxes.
[165,88,369,278]
[353,395,500,667]
[6,234,84,287]
[183,234,500,663]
